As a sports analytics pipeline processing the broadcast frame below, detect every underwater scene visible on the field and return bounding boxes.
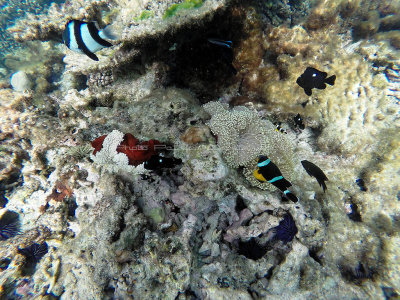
[0,0,400,299]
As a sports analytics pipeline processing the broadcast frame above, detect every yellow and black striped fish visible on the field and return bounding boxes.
[273,122,287,134]
[253,155,298,203]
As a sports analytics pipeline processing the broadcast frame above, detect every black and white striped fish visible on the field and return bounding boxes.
[62,20,116,61]
[253,155,298,202]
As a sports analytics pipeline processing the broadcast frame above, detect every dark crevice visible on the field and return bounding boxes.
[113,5,247,103]
[0,258,11,270]
[308,247,323,266]
[339,261,375,285]
[235,195,247,213]
[66,197,78,219]
[110,215,126,243]
[75,74,88,91]
[238,238,267,260]
[346,199,362,222]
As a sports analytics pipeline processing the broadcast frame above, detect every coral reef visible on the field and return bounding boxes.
[0,0,64,59]
[0,0,399,299]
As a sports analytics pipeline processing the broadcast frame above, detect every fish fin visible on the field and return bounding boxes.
[317,82,327,89]
[296,77,303,87]
[284,191,298,203]
[319,180,327,192]
[305,88,312,96]
[253,170,266,182]
[325,75,336,85]
[87,22,113,47]
[99,24,120,41]
[84,51,99,61]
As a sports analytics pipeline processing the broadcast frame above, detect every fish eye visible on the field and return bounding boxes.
[312,73,317,77]
[159,159,163,163]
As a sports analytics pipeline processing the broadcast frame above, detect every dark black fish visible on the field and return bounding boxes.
[301,160,328,192]
[296,67,336,96]
[254,155,298,203]
[294,114,305,130]
[144,155,182,171]
[63,20,115,61]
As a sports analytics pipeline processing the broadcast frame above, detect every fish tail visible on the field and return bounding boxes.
[320,180,327,193]
[283,190,298,203]
[325,75,336,86]
[99,25,119,41]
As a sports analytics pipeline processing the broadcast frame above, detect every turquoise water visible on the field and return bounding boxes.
[0,0,64,67]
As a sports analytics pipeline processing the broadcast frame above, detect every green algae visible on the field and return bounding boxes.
[163,0,203,19]
[134,10,154,21]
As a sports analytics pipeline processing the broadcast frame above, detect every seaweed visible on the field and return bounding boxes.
[134,10,154,21]
[163,0,203,19]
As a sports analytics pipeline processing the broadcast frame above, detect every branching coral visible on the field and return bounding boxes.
[91,131,161,166]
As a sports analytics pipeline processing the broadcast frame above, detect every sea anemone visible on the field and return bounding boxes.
[273,213,298,243]
[0,210,21,240]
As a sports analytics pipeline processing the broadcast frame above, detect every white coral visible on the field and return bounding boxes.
[90,129,147,175]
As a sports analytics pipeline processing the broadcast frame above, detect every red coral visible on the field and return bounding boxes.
[91,133,161,166]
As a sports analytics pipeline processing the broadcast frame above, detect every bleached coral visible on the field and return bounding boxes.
[90,129,147,175]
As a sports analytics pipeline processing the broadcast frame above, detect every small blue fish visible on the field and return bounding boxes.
[207,38,232,48]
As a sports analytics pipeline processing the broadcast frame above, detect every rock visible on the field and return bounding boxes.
[10,71,32,92]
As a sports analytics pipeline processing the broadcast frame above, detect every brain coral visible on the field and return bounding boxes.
[203,101,296,189]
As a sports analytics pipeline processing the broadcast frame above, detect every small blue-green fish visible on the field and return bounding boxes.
[63,20,116,61]
[207,38,232,48]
